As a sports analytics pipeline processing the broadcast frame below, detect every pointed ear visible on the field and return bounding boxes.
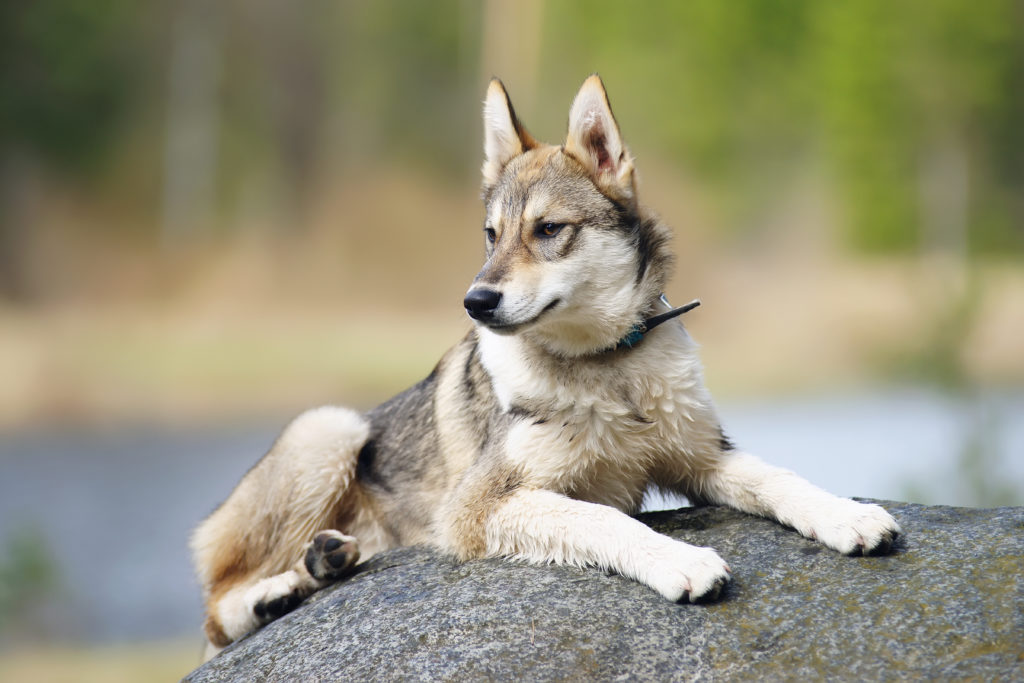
[564,74,636,206]
[482,78,537,189]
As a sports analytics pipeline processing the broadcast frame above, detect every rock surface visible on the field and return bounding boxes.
[185,501,1023,681]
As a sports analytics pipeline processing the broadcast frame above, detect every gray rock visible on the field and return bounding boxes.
[185,501,1024,681]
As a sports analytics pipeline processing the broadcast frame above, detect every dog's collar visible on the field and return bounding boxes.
[614,295,700,350]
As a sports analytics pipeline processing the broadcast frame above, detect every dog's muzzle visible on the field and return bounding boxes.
[463,288,502,322]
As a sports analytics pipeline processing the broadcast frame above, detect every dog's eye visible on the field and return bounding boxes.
[484,228,496,244]
[536,222,565,238]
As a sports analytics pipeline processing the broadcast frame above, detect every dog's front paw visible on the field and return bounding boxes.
[304,530,360,581]
[648,544,731,604]
[811,501,901,556]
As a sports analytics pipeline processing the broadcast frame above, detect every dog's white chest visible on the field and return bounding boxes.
[480,328,721,512]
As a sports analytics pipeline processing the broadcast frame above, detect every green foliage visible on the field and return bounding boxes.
[0,0,140,172]
[330,0,480,173]
[813,1,918,251]
[0,527,59,632]
[814,0,1024,253]
[1,0,1020,254]
[541,0,1022,253]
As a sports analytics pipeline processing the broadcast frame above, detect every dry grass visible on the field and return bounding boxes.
[0,639,202,683]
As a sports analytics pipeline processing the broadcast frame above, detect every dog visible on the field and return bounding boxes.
[191,74,901,659]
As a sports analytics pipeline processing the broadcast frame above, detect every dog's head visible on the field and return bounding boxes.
[464,75,673,357]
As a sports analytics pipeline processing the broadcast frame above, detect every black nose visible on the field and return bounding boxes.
[463,288,502,320]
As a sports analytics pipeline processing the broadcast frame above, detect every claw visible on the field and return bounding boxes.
[688,576,729,604]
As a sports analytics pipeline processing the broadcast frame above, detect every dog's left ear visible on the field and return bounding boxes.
[565,74,636,207]
[482,78,537,190]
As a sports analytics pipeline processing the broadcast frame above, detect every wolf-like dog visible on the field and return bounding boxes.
[191,75,901,658]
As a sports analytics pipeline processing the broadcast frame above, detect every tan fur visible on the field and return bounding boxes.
[192,75,900,659]
[191,406,380,647]
[443,463,526,560]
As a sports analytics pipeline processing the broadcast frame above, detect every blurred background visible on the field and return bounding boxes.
[1,0,1022,679]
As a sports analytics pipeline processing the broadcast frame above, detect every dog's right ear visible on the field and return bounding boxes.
[482,78,537,190]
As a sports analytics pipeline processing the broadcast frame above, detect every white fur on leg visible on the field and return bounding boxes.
[700,451,901,554]
[215,569,322,643]
[485,488,730,601]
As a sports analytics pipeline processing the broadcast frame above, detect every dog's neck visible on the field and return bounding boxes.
[612,296,701,351]
[506,293,699,362]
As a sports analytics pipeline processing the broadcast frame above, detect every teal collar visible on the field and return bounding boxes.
[615,296,701,350]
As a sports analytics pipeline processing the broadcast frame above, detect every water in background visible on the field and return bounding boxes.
[1,387,1021,644]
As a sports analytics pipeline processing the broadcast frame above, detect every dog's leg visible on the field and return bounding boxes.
[204,529,360,653]
[696,451,901,555]
[191,406,371,655]
[477,488,731,602]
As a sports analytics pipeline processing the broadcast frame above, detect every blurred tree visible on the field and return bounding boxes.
[161,0,223,246]
[815,0,1024,254]
[0,0,139,300]
[0,526,59,638]
[328,0,480,175]
[0,1,137,171]
[813,1,920,252]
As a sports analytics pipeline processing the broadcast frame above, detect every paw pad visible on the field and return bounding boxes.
[305,530,360,580]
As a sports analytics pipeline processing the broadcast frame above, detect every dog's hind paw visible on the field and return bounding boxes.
[304,530,360,581]
[811,501,901,556]
[648,543,732,604]
[244,570,310,627]
[253,587,302,622]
